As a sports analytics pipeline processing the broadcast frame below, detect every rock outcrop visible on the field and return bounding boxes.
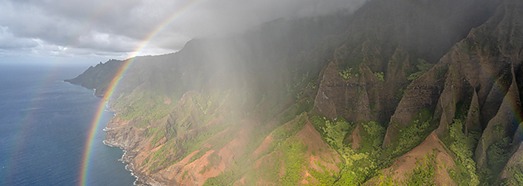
[67,0,523,185]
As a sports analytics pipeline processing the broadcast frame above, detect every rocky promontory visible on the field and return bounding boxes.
[68,0,523,185]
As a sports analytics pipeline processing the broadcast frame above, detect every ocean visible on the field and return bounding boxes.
[0,64,135,185]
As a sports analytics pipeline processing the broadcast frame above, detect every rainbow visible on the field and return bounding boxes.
[78,1,203,185]
[78,58,132,186]
[76,1,523,184]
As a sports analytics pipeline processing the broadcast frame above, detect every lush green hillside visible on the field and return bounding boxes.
[68,0,523,185]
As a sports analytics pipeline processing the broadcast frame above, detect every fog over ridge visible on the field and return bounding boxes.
[0,0,367,62]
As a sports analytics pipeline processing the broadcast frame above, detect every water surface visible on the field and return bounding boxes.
[0,64,135,185]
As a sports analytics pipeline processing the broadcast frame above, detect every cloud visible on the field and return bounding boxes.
[0,27,38,49]
[0,0,367,61]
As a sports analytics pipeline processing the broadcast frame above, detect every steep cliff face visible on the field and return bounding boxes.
[366,132,457,185]
[66,59,124,97]
[68,0,523,185]
[75,12,359,185]
[380,0,523,184]
[104,90,343,185]
[313,0,499,124]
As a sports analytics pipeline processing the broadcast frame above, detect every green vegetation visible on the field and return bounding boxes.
[376,171,395,186]
[200,152,222,174]
[407,59,433,81]
[516,170,523,185]
[149,140,177,172]
[359,121,386,154]
[188,149,209,164]
[204,171,237,186]
[246,115,309,184]
[138,91,235,174]
[149,127,165,146]
[182,123,229,156]
[405,152,436,186]
[335,121,386,185]
[475,124,513,184]
[339,67,359,80]
[114,91,173,122]
[391,119,430,156]
[68,2,523,185]
[444,119,480,186]
[204,114,309,186]
[335,147,375,184]
[314,117,352,149]
[308,163,337,185]
[280,138,308,185]
[375,71,385,82]
[273,114,308,142]
[279,99,314,124]
[310,116,387,185]
[486,137,512,177]
[390,109,433,157]
[502,165,523,185]
[116,88,442,186]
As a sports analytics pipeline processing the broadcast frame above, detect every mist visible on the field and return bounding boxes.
[0,0,367,61]
[61,0,515,185]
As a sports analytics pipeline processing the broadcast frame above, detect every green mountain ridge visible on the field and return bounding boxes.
[67,0,523,185]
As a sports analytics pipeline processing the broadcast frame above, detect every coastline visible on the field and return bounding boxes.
[102,117,160,186]
[98,92,144,185]
[102,136,146,186]
[101,140,137,184]
[65,81,157,186]
[102,125,146,186]
[99,96,143,185]
[59,80,137,185]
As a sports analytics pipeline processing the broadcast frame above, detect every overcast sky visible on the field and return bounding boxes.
[0,0,366,65]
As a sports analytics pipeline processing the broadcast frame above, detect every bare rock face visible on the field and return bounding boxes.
[313,0,501,127]
[465,90,482,135]
[105,117,147,149]
[104,118,156,185]
[475,68,522,174]
[383,0,523,182]
[366,132,457,185]
[383,61,447,147]
[65,59,125,97]
[69,0,523,185]
[313,62,346,120]
[313,61,381,123]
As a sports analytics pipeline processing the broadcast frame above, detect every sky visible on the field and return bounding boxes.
[0,0,366,66]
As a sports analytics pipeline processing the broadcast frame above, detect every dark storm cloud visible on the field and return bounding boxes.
[0,0,366,59]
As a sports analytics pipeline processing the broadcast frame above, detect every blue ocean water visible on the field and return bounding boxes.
[0,64,135,185]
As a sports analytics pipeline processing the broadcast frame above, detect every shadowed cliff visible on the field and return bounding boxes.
[68,0,523,185]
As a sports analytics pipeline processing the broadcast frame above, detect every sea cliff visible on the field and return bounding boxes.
[68,0,523,185]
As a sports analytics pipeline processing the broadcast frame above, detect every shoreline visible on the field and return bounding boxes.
[100,105,145,186]
[102,123,155,186]
[69,82,156,186]
[62,79,150,186]
[102,135,144,186]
